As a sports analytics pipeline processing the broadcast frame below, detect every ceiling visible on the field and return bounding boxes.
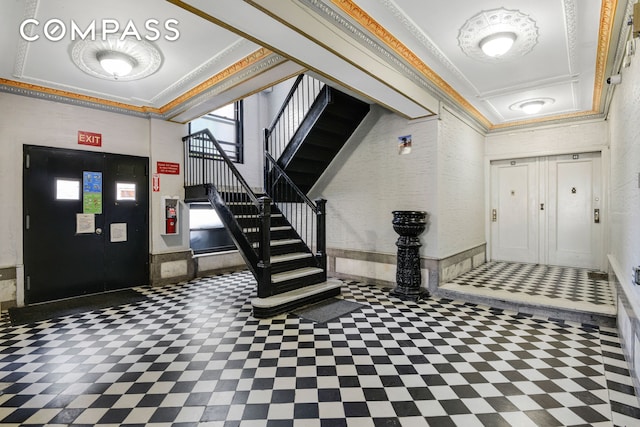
[0,0,630,131]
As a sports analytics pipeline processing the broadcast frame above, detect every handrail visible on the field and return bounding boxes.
[264,74,325,161]
[183,129,259,208]
[183,129,272,296]
[264,150,325,272]
[264,151,318,212]
[265,74,304,137]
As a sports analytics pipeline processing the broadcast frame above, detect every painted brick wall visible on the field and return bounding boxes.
[607,45,640,379]
[486,119,608,160]
[437,108,485,258]
[311,106,439,257]
[0,93,156,269]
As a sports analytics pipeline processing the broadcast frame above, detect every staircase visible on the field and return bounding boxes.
[265,76,370,194]
[184,130,340,318]
[183,75,369,318]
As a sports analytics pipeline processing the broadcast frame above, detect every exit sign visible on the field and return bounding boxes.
[78,130,102,147]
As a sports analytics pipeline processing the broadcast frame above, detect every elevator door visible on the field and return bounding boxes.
[490,153,602,270]
[23,145,149,304]
[547,153,602,268]
[490,157,539,264]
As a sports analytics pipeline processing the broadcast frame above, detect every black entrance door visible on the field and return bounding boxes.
[23,145,149,304]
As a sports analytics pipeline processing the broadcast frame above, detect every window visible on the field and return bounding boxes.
[116,182,136,201]
[189,100,244,163]
[189,203,235,254]
[56,179,80,200]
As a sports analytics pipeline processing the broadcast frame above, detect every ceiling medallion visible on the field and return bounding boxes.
[71,34,162,81]
[458,8,538,62]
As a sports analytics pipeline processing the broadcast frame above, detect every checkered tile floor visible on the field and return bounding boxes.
[440,262,616,317]
[0,270,638,426]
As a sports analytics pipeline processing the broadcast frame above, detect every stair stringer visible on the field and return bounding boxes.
[205,184,260,282]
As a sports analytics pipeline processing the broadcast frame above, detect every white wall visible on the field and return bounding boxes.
[150,118,190,254]
[486,119,609,160]
[0,93,158,268]
[0,94,189,303]
[607,43,640,386]
[437,108,485,258]
[312,106,439,257]
[235,94,265,189]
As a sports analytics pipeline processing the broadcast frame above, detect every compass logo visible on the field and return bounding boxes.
[19,18,180,42]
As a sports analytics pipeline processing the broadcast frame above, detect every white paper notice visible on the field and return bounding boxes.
[76,214,95,234]
[110,223,127,242]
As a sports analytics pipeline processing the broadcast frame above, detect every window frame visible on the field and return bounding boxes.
[188,100,244,164]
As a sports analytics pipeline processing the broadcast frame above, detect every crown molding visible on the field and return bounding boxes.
[0,47,282,121]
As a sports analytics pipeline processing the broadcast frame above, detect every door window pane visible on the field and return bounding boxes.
[116,182,136,201]
[56,179,80,200]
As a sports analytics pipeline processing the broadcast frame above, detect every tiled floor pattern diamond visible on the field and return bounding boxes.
[0,270,637,426]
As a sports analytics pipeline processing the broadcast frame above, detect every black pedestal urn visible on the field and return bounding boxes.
[390,210,428,302]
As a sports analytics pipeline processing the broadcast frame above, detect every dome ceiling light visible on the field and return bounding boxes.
[458,8,538,62]
[71,34,162,81]
[520,100,545,114]
[479,32,516,57]
[96,51,136,79]
[509,98,555,115]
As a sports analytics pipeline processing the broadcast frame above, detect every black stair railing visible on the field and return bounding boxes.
[265,74,325,161]
[183,129,272,297]
[264,152,326,276]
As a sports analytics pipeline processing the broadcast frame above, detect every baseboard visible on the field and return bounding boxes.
[327,244,486,293]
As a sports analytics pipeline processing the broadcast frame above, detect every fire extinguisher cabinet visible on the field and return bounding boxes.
[162,196,180,235]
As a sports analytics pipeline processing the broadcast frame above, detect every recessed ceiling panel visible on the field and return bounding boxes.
[7,0,258,107]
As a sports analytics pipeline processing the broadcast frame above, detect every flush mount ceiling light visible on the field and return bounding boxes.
[458,8,538,62]
[71,34,162,81]
[520,100,545,114]
[509,98,555,115]
[96,51,136,79]
[479,32,516,57]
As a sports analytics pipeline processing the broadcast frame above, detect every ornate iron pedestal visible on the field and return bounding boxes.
[390,210,428,302]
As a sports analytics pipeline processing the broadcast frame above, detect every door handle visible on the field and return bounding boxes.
[96,228,103,235]
[491,209,497,222]
[594,209,600,224]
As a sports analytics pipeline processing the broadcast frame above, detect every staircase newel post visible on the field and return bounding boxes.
[263,128,270,193]
[257,196,272,298]
[315,198,327,279]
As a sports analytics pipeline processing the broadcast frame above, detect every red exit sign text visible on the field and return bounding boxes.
[78,130,102,147]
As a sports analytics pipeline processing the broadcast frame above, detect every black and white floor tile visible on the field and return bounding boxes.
[440,261,616,316]
[0,269,638,426]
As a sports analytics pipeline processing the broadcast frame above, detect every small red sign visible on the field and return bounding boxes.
[78,130,102,147]
[152,174,160,192]
[157,161,180,175]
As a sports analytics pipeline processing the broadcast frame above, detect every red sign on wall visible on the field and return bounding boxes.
[157,161,180,175]
[78,131,102,147]
[152,174,160,192]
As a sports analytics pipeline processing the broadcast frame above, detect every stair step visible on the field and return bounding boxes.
[243,226,292,233]
[251,278,342,318]
[272,267,324,284]
[271,252,313,263]
[271,238,303,247]
[236,213,284,219]
[252,238,303,249]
